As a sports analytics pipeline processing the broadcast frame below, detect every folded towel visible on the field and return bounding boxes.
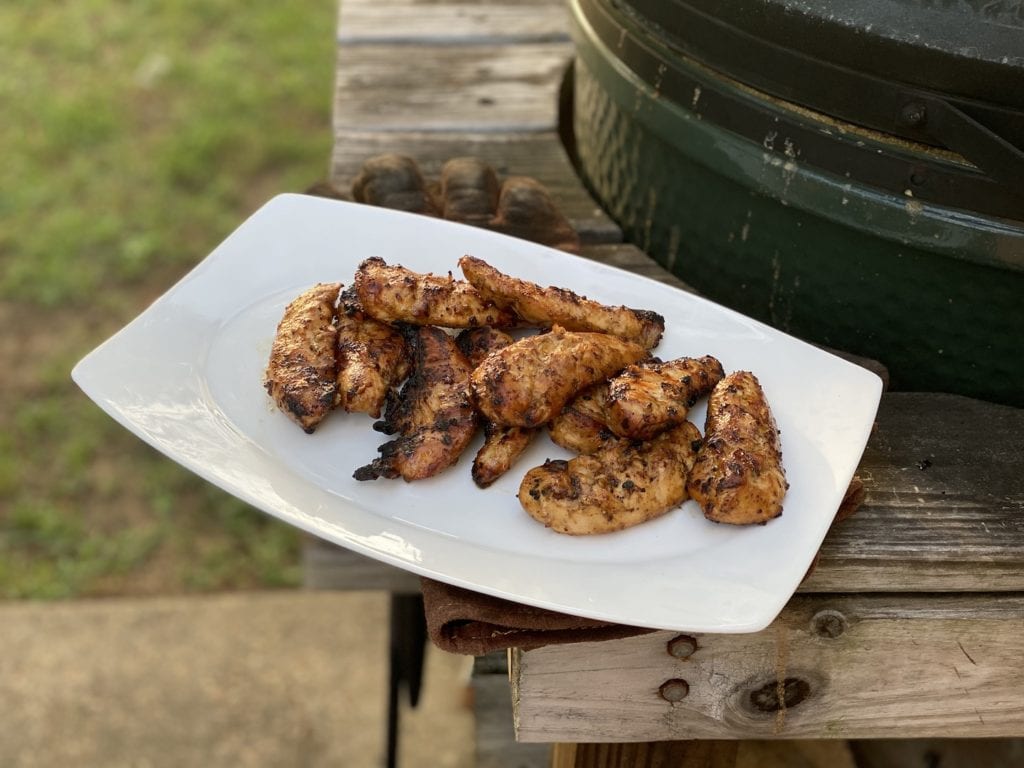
[422,476,866,655]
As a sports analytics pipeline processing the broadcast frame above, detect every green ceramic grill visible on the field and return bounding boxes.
[568,0,1024,406]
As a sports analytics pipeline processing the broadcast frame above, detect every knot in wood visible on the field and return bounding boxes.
[658,678,690,703]
[810,609,847,639]
[666,634,699,659]
[749,677,810,713]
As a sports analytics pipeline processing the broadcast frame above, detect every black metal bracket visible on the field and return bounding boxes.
[385,593,427,768]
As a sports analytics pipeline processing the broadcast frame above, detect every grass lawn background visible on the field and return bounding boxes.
[1,1,338,598]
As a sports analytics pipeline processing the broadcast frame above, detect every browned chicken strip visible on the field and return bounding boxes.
[454,326,515,367]
[456,327,538,488]
[354,325,478,482]
[687,371,788,525]
[264,282,341,433]
[459,255,664,348]
[606,355,725,440]
[354,257,516,329]
[519,421,702,535]
[547,382,614,454]
[471,325,647,428]
[334,288,410,418]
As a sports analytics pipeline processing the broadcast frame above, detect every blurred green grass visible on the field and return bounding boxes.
[0,1,338,598]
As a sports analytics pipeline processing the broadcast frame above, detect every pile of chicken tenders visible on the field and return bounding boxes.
[264,255,788,534]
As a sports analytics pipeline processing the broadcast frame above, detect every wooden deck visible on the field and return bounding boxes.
[312,0,1024,763]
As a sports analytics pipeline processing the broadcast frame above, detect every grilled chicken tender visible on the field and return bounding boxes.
[687,371,787,525]
[456,327,537,488]
[334,288,410,418]
[264,282,341,433]
[459,255,664,348]
[548,382,614,454]
[354,325,478,482]
[354,257,516,329]
[471,325,647,428]
[519,421,702,535]
[607,355,725,440]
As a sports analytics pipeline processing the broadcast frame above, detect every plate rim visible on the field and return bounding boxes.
[72,193,883,633]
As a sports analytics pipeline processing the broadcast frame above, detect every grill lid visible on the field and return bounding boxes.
[621,0,1024,195]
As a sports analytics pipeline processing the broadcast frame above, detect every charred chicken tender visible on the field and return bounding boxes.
[353,256,517,329]
[606,355,725,440]
[455,327,538,489]
[471,325,648,429]
[519,421,702,535]
[454,326,516,367]
[547,382,614,454]
[264,282,342,433]
[458,255,664,348]
[334,287,411,418]
[354,325,478,482]
[687,371,788,525]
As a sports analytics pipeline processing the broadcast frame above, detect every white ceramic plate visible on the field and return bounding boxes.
[73,194,882,632]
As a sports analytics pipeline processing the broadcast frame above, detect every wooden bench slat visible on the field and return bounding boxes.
[334,42,573,133]
[512,593,1024,742]
[302,536,421,593]
[802,392,1024,592]
[339,1,570,45]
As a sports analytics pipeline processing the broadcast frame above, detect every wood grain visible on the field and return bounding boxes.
[552,741,740,768]
[334,42,573,133]
[801,392,1024,593]
[302,536,421,593]
[513,593,1024,742]
[338,0,571,45]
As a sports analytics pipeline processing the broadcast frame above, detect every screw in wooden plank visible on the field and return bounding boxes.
[666,634,699,659]
[659,678,690,702]
[810,609,848,639]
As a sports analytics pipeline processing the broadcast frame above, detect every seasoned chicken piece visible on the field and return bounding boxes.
[687,371,788,525]
[471,326,647,428]
[456,327,537,488]
[354,325,478,482]
[334,288,410,418]
[264,282,341,433]
[547,382,614,454]
[519,421,702,535]
[459,255,664,348]
[606,355,725,440]
[354,257,516,329]
[454,326,515,367]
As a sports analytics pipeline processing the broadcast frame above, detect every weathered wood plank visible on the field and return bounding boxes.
[338,1,570,45]
[328,132,621,242]
[801,392,1024,593]
[334,42,573,133]
[552,739,859,768]
[302,536,421,592]
[473,654,551,768]
[513,593,1024,742]
[552,741,740,768]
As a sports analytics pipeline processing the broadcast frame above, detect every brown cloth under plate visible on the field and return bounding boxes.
[422,476,866,655]
[420,578,658,656]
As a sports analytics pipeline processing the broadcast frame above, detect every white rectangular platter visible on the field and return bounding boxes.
[72,194,882,632]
